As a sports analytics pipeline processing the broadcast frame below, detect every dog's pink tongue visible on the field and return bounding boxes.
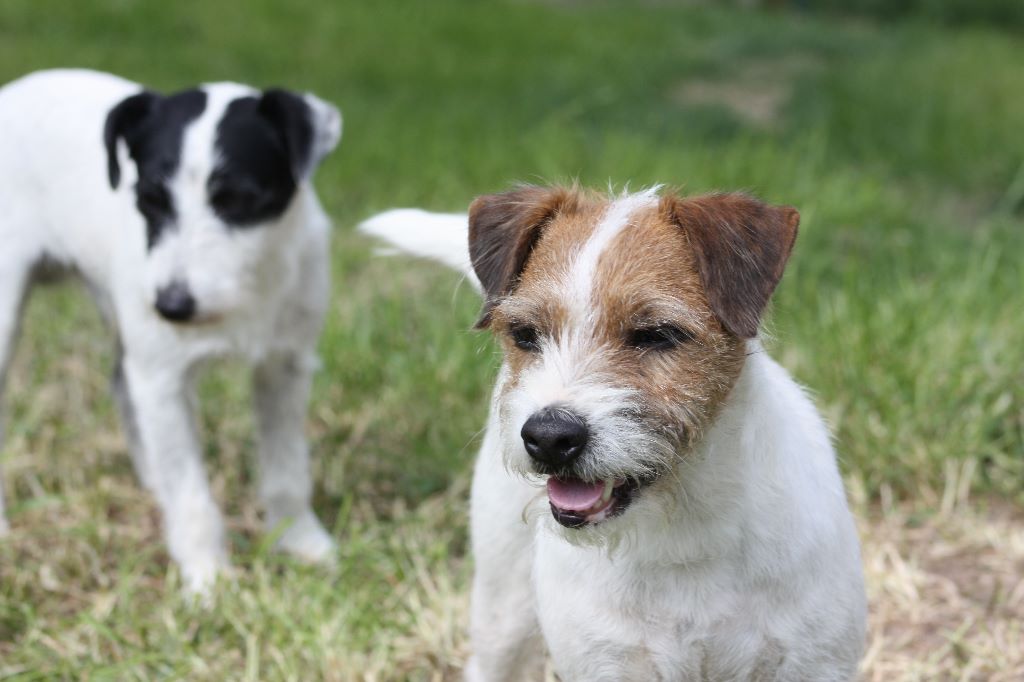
[546,477,604,511]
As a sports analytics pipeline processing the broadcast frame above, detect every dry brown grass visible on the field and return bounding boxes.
[860,501,1024,681]
[5,373,1019,674]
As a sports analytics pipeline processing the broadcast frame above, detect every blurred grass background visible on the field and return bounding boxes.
[0,0,1021,679]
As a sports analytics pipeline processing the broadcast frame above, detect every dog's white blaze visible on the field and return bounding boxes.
[565,187,659,320]
[152,84,262,313]
[174,84,255,218]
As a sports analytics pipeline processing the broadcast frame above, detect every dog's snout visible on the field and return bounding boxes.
[521,408,589,468]
[154,282,196,322]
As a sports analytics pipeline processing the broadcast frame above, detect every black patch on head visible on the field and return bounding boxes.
[104,89,208,249]
[258,89,314,181]
[209,90,313,227]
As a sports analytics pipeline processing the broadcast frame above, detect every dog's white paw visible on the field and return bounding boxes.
[179,555,231,603]
[273,512,337,565]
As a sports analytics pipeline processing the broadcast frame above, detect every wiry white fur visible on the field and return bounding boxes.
[362,202,867,681]
[0,69,340,595]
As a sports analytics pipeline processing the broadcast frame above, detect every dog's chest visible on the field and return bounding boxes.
[533,538,789,681]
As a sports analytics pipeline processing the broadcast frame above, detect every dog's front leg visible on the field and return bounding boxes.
[465,557,547,682]
[123,358,228,596]
[0,264,31,536]
[465,440,547,682]
[253,353,335,564]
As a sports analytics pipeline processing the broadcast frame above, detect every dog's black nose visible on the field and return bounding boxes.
[521,408,589,467]
[154,282,196,322]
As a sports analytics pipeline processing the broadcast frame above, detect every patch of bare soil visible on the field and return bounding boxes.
[860,502,1024,681]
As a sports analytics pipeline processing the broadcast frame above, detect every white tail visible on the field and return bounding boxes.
[357,209,481,292]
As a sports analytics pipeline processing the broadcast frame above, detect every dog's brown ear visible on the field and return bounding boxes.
[663,192,799,338]
[469,185,576,328]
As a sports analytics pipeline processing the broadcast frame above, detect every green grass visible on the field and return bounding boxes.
[0,0,1021,679]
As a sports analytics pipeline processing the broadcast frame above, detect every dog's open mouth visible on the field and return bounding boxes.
[545,476,640,528]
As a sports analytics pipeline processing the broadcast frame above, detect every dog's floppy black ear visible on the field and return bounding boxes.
[258,89,341,182]
[104,91,159,189]
[469,185,578,328]
[663,192,799,339]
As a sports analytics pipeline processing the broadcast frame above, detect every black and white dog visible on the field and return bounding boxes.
[0,69,340,594]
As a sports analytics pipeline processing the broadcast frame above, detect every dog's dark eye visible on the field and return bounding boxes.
[629,325,694,351]
[211,186,264,212]
[510,325,541,352]
[208,177,286,226]
[135,181,172,219]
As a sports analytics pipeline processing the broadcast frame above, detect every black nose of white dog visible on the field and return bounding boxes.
[521,408,589,468]
[155,282,197,322]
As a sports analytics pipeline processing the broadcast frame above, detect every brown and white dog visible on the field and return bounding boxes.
[361,186,866,681]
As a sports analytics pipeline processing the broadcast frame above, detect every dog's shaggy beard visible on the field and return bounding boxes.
[496,341,700,551]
